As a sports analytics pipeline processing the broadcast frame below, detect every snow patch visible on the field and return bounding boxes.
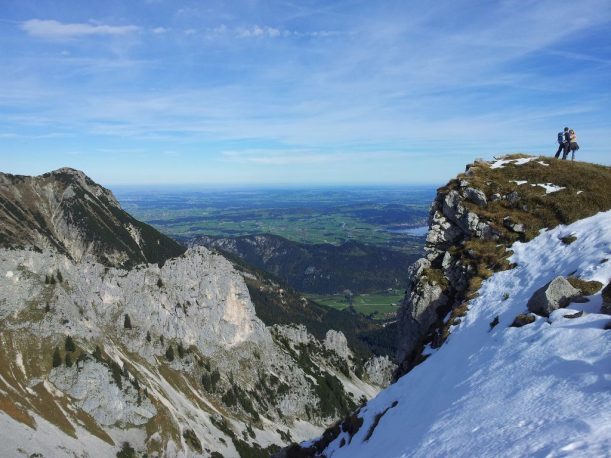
[532,183,566,194]
[319,210,611,458]
[14,352,26,377]
[490,157,535,169]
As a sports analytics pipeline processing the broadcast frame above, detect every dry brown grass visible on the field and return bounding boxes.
[456,157,611,242]
[566,277,604,296]
[439,302,469,343]
[0,397,36,429]
[422,268,448,287]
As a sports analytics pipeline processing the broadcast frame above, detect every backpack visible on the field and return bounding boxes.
[557,132,564,144]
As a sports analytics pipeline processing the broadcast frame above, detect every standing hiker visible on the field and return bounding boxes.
[554,129,567,159]
[561,127,571,160]
[568,128,580,161]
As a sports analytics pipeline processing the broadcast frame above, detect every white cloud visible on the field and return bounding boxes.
[21,19,140,39]
[152,27,169,34]
[236,25,282,39]
[233,25,340,39]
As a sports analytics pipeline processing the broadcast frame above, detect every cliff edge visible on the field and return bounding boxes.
[395,155,611,375]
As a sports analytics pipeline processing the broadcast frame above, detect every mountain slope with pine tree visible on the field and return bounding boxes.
[191,234,420,294]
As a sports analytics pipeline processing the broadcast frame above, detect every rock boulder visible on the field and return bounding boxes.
[464,187,487,207]
[527,276,580,317]
[601,281,611,315]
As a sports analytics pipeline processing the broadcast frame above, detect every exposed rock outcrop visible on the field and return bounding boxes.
[324,330,351,360]
[363,356,395,387]
[527,276,581,317]
[395,154,611,375]
[510,313,536,328]
[396,181,495,367]
[0,168,392,457]
[600,281,611,315]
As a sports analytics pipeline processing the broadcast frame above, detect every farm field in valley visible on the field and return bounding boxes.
[114,185,436,254]
[306,290,404,321]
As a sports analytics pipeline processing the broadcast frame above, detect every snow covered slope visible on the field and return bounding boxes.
[308,210,611,457]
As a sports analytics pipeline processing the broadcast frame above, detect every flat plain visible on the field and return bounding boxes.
[115,185,435,253]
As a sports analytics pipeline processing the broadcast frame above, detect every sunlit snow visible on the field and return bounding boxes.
[532,183,566,194]
[490,157,536,169]
[318,210,611,458]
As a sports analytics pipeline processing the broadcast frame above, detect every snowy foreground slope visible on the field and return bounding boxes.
[315,210,611,458]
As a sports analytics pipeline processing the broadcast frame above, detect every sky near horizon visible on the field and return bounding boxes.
[1,0,610,186]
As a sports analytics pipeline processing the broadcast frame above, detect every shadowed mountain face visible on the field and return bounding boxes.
[0,168,185,268]
[191,234,420,294]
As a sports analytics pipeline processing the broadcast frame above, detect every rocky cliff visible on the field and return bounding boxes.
[0,168,185,268]
[282,154,611,457]
[395,155,611,375]
[0,169,395,457]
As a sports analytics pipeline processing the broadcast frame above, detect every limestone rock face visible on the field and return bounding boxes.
[396,178,497,365]
[0,245,387,455]
[527,276,581,317]
[0,247,270,350]
[442,190,492,239]
[464,187,487,207]
[364,356,395,387]
[49,360,156,426]
[0,168,184,267]
[324,330,351,360]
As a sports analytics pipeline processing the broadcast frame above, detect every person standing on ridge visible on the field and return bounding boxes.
[568,128,579,161]
[554,129,567,159]
[561,127,571,160]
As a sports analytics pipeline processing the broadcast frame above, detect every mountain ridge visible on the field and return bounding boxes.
[0,167,185,268]
[0,167,395,457]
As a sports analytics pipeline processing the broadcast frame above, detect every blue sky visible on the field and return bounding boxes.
[1,0,610,186]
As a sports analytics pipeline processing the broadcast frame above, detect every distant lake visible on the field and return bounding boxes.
[386,226,428,236]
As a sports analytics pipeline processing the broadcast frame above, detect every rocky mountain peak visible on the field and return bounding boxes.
[44,167,120,207]
[0,167,185,268]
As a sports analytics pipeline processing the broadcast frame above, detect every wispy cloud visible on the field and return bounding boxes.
[21,19,140,39]
[197,24,342,40]
[222,149,410,165]
[2,1,610,184]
